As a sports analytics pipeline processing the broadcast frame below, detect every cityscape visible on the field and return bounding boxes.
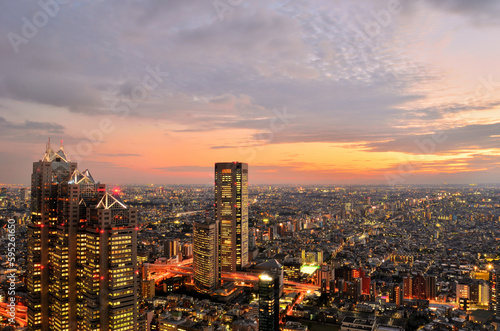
[1,1,500,331]
[0,143,499,330]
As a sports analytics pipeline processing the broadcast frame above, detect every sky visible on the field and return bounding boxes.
[1,0,499,186]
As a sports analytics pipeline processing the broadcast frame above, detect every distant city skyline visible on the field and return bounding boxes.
[1,1,500,185]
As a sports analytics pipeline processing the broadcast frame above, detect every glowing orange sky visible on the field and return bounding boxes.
[1,1,500,185]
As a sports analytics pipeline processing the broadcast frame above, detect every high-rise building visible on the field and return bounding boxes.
[215,162,248,272]
[413,274,426,300]
[81,191,138,330]
[164,238,180,259]
[425,275,437,300]
[456,282,470,305]
[403,276,413,298]
[193,219,220,293]
[20,187,28,201]
[470,281,479,304]
[258,273,280,331]
[390,283,403,307]
[479,281,490,306]
[27,141,77,331]
[27,141,138,331]
[361,276,371,296]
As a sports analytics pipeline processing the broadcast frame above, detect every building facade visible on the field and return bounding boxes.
[215,162,248,272]
[193,219,220,293]
[27,142,138,331]
[258,273,280,331]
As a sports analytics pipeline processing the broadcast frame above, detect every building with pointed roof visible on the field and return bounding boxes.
[27,139,138,331]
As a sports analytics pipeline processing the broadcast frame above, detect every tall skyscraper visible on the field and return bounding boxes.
[258,273,280,331]
[193,219,220,293]
[80,192,138,330]
[27,141,77,331]
[215,162,248,272]
[27,141,138,331]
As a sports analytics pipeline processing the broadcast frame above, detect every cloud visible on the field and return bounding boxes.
[366,122,500,154]
[0,117,65,135]
[0,0,499,184]
[210,146,237,150]
[424,0,500,25]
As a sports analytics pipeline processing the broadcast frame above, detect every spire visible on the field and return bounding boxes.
[42,137,69,163]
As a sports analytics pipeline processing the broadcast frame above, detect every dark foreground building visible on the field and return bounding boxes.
[27,141,138,331]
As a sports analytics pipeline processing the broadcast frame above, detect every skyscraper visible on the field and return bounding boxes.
[80,192,138,330]
[27,141,77,331]
[258,273,280,331]
[193,219,220,293]
[27,141,138,331]
[215,162,248,272]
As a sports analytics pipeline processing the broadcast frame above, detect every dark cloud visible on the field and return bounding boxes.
[0,117,65,134]
[366,122,500,154]
[0,0,499,184]
[210,146,237,150]
[424,0,500,25]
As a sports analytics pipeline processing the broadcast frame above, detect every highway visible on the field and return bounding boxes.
[0,302,27,328]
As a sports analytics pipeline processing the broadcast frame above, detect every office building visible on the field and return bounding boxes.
[193,219,220,293]
[80,191,138,330]
[20,187,28,201]
[479,281,490,306]
[390,283,403,307]
[425,275,437,300]
[164,238,180,259]
[27,141,77,330]
[258,273,280,331]
[27,140,138,331]
[215,162,248,272]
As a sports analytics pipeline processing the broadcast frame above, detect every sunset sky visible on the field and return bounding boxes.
[1,0,500,185]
